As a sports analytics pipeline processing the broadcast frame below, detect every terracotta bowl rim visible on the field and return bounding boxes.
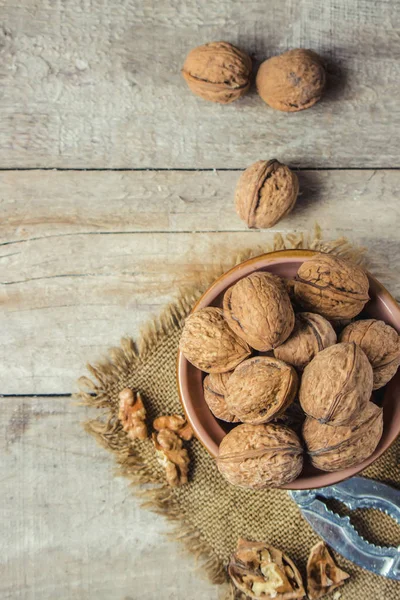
[177,249,400,490]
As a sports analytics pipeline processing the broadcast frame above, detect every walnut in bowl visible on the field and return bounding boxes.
[177,250,400,490]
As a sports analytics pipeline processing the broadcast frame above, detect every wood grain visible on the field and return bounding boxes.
[0,396,219,600]
[1,169,399,395]
[1,0,400,168]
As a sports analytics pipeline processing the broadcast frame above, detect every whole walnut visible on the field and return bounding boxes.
[203,372,239,422]
[299,342,373,426]
[274,312,337,370]
[217,423,303,489]
[340,319,400,389]
[229,538,305,600]
[303,402,383,471]
[294,254,370,320]
[256,49,325,112]
[223,272,295,351]
[180,307,251,373]
[225,357,298,424]
[235,160,299,229]
[181,41,252,104]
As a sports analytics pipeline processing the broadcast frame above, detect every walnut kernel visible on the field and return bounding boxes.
[152,429,190,486]
[153,414,193,441]
[307,542,350,600]
[118,388,147,440]
[229,539,305,600]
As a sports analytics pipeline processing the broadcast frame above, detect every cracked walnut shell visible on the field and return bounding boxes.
[303,402,383,471]
[340,319,400,389]
[152,429,190,486]
[225,357,298,424]
[235,160,299,229]
[179,307,251,373]
[300,342,373,426]
[217,423,303,489]
[181,41,252,104]
[307,542,350,600]
[203,372,239,422]
[274,312,337,370]
[223,272,295,351]
[294,254,370,320]
[256,49,325,112]
[118,388,147,440]
[229,538,305,600]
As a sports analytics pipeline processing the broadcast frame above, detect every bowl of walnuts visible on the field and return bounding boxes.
[177,250,400,490]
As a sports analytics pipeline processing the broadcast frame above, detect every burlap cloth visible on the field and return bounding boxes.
[77,231,400,599]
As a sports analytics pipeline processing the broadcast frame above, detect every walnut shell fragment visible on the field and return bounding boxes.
[307,542,350,600]
[181,41,252,104]
[294,254,370,320]
[203,373,239,422]
[179,307,251,373]
[153,414,193,441]
[303,402,383,471]
[152,429,190,486]
[225,357,298,424]
[229,538,305,600]
[274,312,337,370]
[256,49,325,112]
[300,342,373,426]
[118,388,147,440]
[223,272,295,351]
[235,160,299,229]
[217,423,303,489]
[340,319,400,389]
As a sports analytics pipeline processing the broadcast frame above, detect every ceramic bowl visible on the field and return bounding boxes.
[177,249,400,490]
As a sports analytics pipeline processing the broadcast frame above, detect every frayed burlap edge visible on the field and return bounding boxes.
[74,226,372,594]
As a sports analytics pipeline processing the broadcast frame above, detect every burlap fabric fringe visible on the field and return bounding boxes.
[76,228,400,600]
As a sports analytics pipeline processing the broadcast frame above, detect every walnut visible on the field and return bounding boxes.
[274,312,337,370]
[181,41,252,104]
[118,388,147,440]
[303,402,383,471]
[179,307,251,373]
[340,319,400,389]
[235,160,299,229]
[203,373,239,422]
[152,429,190,486]
[256,49,325,112]
[294,254,370,320]
[229,539,305,600]
[225,357,298,424]
[307,542,350,600]
[217,423,303,489]
[223,272,295,351]
[153,414,193,441]
[300,342,373,426]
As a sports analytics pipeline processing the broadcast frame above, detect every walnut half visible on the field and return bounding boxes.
[152,430,190,487]
[307,542,349,600]
[118,388,147,440]
[229,538,305,599]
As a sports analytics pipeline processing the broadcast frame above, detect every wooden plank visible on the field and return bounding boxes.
[0,1,400,168]
[2,169,400,395]
[0,396,219,600]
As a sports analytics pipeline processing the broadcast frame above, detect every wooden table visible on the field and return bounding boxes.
[1,1,400,598]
